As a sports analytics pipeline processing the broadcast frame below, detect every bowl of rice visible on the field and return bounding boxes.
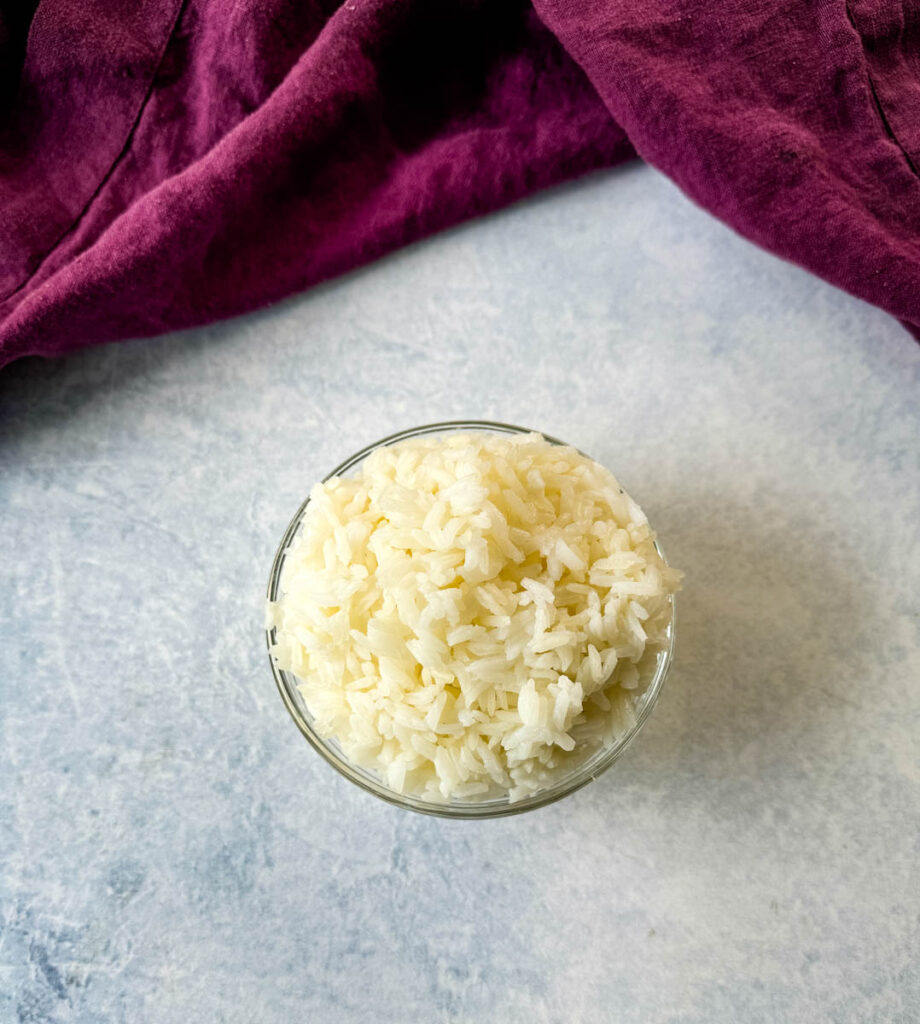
[266,421,681,818]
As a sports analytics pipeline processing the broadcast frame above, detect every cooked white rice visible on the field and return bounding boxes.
[268,431,681,802]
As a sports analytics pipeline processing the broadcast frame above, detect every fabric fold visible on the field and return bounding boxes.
[1,0,919,368]
[0,0,185,300]
[535,0,920,332]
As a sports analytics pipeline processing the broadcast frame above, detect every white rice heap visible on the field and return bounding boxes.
[268,432,681,802]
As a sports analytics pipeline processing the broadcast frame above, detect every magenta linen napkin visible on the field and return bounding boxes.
[0,0,918,368]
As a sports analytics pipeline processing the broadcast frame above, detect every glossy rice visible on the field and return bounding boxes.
[268,432,681,802]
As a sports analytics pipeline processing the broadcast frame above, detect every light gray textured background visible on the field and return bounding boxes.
[2,165,919,1024]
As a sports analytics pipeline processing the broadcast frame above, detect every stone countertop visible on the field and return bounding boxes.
[2,165,918,1024]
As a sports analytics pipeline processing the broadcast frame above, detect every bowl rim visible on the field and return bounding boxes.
[265,420,676,819]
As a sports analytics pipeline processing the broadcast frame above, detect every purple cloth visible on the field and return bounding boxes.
[1,0,918,368]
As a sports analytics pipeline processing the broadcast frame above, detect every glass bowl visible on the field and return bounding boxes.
[266,420,676,819]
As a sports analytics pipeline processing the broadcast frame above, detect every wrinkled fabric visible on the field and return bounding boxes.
[1,0,919,368]
[535,0,920,337]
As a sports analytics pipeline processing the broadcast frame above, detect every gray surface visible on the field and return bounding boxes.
[2,164,919,1024]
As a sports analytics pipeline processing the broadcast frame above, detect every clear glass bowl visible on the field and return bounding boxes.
[266,420,676,819]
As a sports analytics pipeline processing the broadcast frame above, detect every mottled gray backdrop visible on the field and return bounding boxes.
[2,165,918,1023]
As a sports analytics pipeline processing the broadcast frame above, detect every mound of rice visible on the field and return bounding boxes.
[268,431,681,802]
